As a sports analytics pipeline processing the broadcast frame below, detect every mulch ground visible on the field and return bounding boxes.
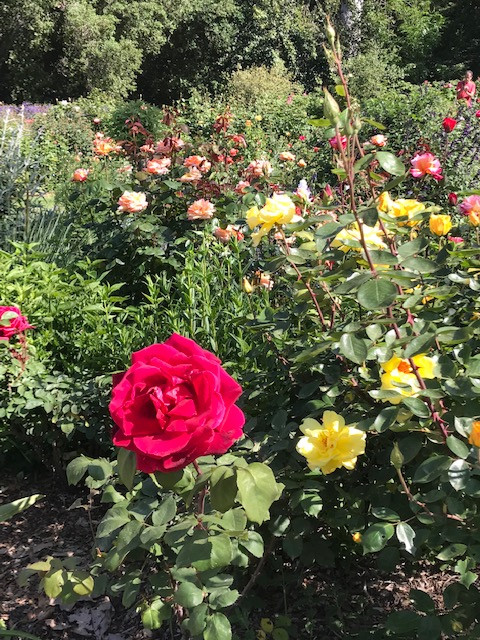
[0,472,456,639]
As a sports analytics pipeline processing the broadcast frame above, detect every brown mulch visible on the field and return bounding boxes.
[0,472,457,639]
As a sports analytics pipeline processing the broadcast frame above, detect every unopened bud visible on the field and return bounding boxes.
[323,88,340,124]
[390,443,404,469]
[326,20,336,46]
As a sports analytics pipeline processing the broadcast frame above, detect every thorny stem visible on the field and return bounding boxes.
[229,536,277,608]
[279,229,328,330]
[396,467,463,523]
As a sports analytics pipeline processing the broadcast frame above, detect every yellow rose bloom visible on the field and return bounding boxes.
[352,532,362,543]
[331,222,387,253]
[246,194,297,246]
[296,411,366,474]
[469,421,480,447]
[380,354,436,404]
[429,213,452,236]
[377,191,425,227]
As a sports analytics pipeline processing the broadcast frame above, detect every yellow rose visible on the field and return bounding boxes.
[429,213,452,236]
[296,411,366,474]
[378,191,425,227]
[352,532,362,543]
[247,194,297,246]
[331,222,387,253]
[469,420,480,447]
[380,354,436,404]
[242,277,254,293]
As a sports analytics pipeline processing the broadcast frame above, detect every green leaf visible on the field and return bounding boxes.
[182,604,208,636]
[308,117,331,127]
[236,463,284,524]
[373,406,399,433]
[446,436,469,460]
[437,544,467,561]
[210,467,238,513]
[204,613,232,640]
[117,448,136,490]
[43,569,64,598]
[141,599,171,629]
[0,630,43,639]
[66,456,90,486]
[386,611,420,634]
[448,459,470,491]
[362,522,394,553]
[401,256,438,274]
[413,456,451,484]
[375,151,405,176]
[357,278,397,309]
[208,588,239,609]
[339,333,367,364]
[409,589,435,614]
[404,334,436,358]
[71,572,95,596]
[364,117,386,130]
[152,496,176,526]
[416,616,441,638]
[174,582,205,608]
[272,630,289,640]
[239,531,264,558]
[371,507,400,522]
[402,397,430,418]
[0,494,44,523]
[396,522,416,555]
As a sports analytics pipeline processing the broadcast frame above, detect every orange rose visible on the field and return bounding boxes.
[187,199,215,221]
[94,136,121,156]
[469,210,480,227]
[117,191,148,214]
[214,228,232,243]
[469,421,480,447]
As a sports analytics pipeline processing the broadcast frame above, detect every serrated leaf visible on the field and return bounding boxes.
[376,151,405,176]
[236,463,283,524]
[397,522,416,554]
[357,278,398,309]
[117,448,136,490]
[339,333,367,364]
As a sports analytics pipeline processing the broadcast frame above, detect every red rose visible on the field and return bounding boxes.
[476,110,480,118]
[109,334,245,473]
[448,192,458,206]
[442,117,457,132]
[0,306,33,341]
[328,135,347,151]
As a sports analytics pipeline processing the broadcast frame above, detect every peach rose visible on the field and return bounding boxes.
[370,134,387,147]
[214,228,232,243]
[245,159,272,179]
[234,180,250,194]
[72,168,90,182]
[180,167,203,183]
[94,136,121,156]
[145,158,171,175]
[187,199,216,221]
[279,151,296,162]
[117,191,148,214]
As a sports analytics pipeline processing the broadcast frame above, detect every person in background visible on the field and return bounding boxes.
[457,70,476,107]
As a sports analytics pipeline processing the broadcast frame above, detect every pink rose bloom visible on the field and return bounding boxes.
[180,167,203,183]
[187,199,216,221]
[93,117,101,125]
[0,306,33,341]
[449,236,464,243]
[245,159,272,179]
[155,136,185,155]
[109,334,245,472]
[279,151,296,162]
[459,194,480,216]
[145,158,171,175]
[235,180,250,194]
[370,134,387,147]
[329,135,347,151]
[410,153,443,181]
[476,110,480,118]
[117,191,148,214]
[298,135,306,142]
[72,168,90,182]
